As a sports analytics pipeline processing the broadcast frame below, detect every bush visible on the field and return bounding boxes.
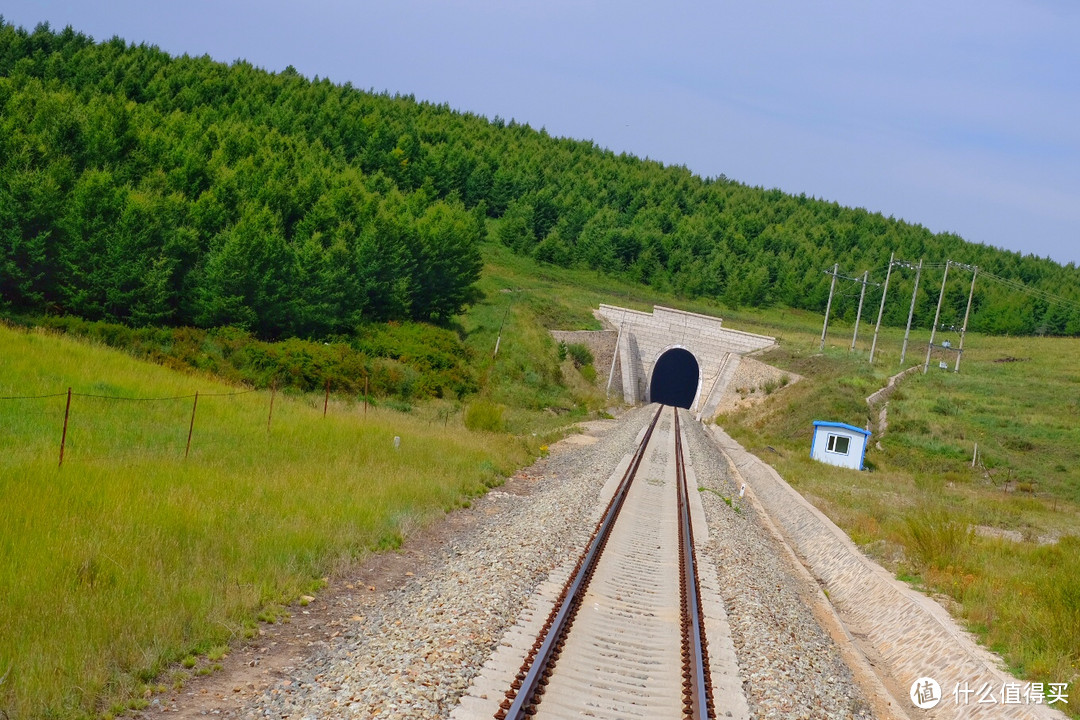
[464,401,505,432]
[566,343,594,368]
[33,316,477,403]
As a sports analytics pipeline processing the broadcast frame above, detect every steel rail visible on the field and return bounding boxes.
[496,404,664,720]
[674,409,715,719]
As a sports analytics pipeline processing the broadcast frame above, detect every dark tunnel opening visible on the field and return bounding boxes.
[648,348,699,409]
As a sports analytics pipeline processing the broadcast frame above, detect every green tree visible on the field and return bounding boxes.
[196,205,296,338]
[497,199,535,253]
[410,201,482,324]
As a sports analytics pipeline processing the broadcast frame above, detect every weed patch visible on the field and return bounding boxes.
[901,507,974,570]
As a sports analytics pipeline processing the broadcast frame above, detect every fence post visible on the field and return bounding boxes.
[364,375,368,418]
[324,378,330,418]
[59,387,72,467]
[185,391,199,459]
[268,382,276,433]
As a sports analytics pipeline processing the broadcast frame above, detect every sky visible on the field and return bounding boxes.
[4,1,1079,267]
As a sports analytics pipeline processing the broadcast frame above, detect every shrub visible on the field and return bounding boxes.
[566,343,594,368]
[32,316,477,403]
[464,401,505,432]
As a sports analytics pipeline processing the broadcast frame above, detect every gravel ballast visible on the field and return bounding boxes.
[218,405,878,719]
[683,414,876,719]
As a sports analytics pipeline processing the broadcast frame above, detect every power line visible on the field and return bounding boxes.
[978,270,1080,311]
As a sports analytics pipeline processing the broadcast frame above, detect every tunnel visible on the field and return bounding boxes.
[648,347,700,409]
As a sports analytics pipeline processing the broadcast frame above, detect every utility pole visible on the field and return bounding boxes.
[899,258,922,366]
[819,263,839,351]
[955,265,977,372]
[924,260,951,374]
[492,289,518,358]
[850,270,869,351]
[869,252,894,364]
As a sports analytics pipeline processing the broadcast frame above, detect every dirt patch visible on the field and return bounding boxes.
[556,419,617,447]
[974,524,1059,546]
[712,356,802,415]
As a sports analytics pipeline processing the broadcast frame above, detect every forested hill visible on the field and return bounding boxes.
[2,20,1078,338]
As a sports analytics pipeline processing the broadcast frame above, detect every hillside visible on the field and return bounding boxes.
[2,19,1079,340]
[716,330,1080,717]
[0,323,539,718]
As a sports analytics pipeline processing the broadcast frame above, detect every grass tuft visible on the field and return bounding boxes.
[464,401,506,432]
[901,507,974,570]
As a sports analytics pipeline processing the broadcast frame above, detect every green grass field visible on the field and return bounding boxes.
[0,324,533,718]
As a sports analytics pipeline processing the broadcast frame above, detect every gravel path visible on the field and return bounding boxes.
[220,406,878,719]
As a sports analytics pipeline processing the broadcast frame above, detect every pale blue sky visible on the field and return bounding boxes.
[4,1,1079,266]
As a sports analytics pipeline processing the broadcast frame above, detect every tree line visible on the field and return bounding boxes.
[0,21,483,339]
[2,19,1078,338]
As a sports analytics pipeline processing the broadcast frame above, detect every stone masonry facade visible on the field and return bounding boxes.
[595,304,776,414]
[550,305,777,418]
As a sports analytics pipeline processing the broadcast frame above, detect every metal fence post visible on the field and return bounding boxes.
[185,391,199,459]
[59,387,72,467]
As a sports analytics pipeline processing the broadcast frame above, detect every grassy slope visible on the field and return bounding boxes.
[715,320,1080,713]
[0,324,532,719]
[457,241,660,431]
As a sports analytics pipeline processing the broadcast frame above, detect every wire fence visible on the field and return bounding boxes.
[0,382,366,467]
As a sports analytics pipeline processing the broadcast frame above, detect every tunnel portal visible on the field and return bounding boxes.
[648,347,700,409]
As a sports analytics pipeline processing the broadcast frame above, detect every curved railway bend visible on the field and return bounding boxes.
[139,403,1064,719]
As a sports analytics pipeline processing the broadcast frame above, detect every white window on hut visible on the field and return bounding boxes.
[826,434,850,455]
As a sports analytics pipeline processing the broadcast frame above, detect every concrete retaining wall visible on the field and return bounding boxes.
[550,329,622,398]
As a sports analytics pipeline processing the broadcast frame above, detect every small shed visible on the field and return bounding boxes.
[811,420,871,471]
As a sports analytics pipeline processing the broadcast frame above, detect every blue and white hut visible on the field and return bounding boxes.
[810,420,870,471]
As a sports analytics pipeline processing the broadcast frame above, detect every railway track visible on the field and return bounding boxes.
[494,405,716,720]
